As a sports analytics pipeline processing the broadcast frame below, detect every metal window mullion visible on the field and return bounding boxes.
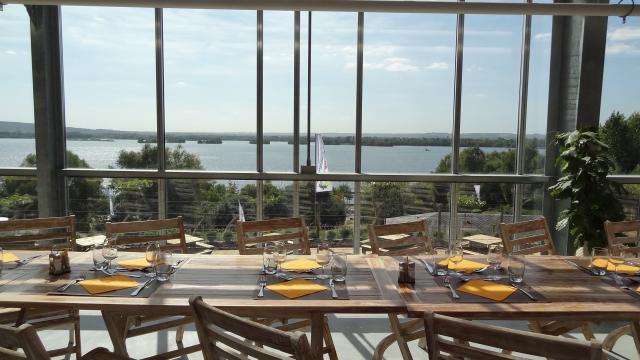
[449,4,464,245]
[155,8,167,220]
[353,12,364,253]
[257,11,264,221]
[293,11,301,217]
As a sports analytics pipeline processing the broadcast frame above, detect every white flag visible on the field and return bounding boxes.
[473,184,481,201]
[315,134,332,192]
[238,201,245,222]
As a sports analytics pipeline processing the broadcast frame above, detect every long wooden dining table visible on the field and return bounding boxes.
[0,251,639,359]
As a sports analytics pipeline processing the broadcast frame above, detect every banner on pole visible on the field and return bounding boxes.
[315,134,332,192]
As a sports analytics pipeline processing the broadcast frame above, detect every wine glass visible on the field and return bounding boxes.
[316,242,332,280]
[145,243,160,278]
[155,250,174,282]
[92,244,107,271]
[487,244,503,280]
[448,243,464,274]
[101,237,118,273]
[275,242,288,276]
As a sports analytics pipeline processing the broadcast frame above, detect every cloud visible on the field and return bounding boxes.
[606,26,640,55]
[4,50,17,55]
[608,26,640,42]
[534,33,551,41]
[425,62,449,70]
[360,57,419,72]
[606,43,640,55]
[465,64,484,73]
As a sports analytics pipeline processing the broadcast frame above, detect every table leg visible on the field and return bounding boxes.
[102,311,129,357]
[310,313,324,360]
[631,320,640,357]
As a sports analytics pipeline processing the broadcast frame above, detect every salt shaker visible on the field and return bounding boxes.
[49,250,64,275]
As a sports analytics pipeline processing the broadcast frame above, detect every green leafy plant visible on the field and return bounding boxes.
[548,129,625,251]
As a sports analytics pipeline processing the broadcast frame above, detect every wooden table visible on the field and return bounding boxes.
[0,251,404,359]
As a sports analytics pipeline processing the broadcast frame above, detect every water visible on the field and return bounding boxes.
[0,138,513,174]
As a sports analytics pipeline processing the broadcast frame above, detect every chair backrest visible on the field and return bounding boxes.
[0,323,50,360]
[105,217,187,253]
[189,296,313,360]
[424,311,602,360]
[236,217,310,255]
[498,218,555,256]
[0,216,76,251]
[368,219,432,256]
[605,219,640,256]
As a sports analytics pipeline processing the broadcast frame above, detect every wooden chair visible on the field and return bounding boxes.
[189,296,313,360]
[0,323,132,360]
[0,216,81,358]
[368,219,432,360]
[103,217,197,359]
[236,217,337,360]
[423,311,603,360]
[498,218,595,340]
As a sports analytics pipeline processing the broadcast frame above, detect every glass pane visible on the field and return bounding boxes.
[360,182,451,248]
[618,184,640,220]
[526,16,552,174]
[164,9,256,171]
[460,15,523,174]
[62,7,157,169]
[68,177,158,236]
[264,12,295,172]
[167,179,256,250]
[519,183,544,219]
[362,14,456,174]
[0,176,38,219]
[600,16,640,175]
[0,5,36,167]
[299,12,357,173]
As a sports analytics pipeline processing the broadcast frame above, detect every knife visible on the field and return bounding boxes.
[329,279,339,299]
[415,257,434,275]
[563,259,592,275]
[512,284,538,301]
[130,278,154,297]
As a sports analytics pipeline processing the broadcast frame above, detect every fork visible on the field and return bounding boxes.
[444,276,460,299]
[257,275,267,298]
[58,272,87,292]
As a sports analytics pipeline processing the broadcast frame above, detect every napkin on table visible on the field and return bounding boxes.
[79,275,139,295]
[438,258,488,273]
[265,278,328,299]
[0,252,20,262]
[118,258,153,270]
[280,259,322,273]
[456,279,518,301]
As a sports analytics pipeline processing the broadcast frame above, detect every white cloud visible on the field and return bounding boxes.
[606,43,640,55]
[605,26,640,55]
[534,33,551,41]
[465,64,484,73]
[359,57,419,72]
[608,27,640,42]
[425,62,449,70]
[4,50,17,55]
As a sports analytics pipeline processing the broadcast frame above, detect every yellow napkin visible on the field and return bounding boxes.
[280,259,321,273]
[591,259,640,275]
[79,275,139,295]
[457,279,518,302]
[266,278,328,299]
[118,258,152,270]
[1,252,20,262]
[438,258,488,273]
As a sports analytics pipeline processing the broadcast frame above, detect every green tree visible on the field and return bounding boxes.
[601,111,640,173]
[362,182,415,225]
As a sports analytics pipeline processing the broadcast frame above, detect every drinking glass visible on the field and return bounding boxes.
[448,243,464,274]
[262,243,277,275]
[330,253,347,282]
[101,238,118,272]
[590,247,609,276]
[430,247,449,276]
[275,242,288,276]
[92,244,107,271]
[145,243,160,278]
[487,244,503,280]
[316,242,332,280]
[155,251,174,282]
[507,255,526,283]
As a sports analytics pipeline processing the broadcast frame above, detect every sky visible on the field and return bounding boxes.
[0,5,638,135]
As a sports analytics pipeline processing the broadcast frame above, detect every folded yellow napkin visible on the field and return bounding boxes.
[266,278,328,299]
[456,279,518,301]
[438,258,488,273]
[591,258,609,269]
[118,258,152,270]
[591,259,640,275]
[79,275,139,295]
[1,252,20,262]
[280,259,321,273]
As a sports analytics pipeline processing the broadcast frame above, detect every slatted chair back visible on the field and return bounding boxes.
[368,219,432,256]
[424,312,602,360]
[498,218,556,256]
[236,217,311,255]
[0,324,50,360]
[189,296,313,360]
[605,219,640,256]
[105,217,187,253]
[0,216,76,251]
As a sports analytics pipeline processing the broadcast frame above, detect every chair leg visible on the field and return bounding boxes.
[580,323,595,340]
[176,324,185,343]
[388,314,413,360]
[322,316,338,360]
[73,310,82,359]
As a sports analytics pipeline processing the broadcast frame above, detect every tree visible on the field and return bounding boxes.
[362,182,415,225]
[601,111,640,173]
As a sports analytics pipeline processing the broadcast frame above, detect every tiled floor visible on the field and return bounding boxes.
[39,311,638,359]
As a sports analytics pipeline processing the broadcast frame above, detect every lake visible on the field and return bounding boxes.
[0,138,516,174]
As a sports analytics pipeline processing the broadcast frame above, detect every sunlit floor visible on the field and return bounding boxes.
[39,312,638,360]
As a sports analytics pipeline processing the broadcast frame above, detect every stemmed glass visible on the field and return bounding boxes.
[145,243,160,278]
[92,244,107,271]
[316,242,332,280]
[101,237,118,274]
[275,242,288,276]
[448,243,464,274]
[487,244,503,280]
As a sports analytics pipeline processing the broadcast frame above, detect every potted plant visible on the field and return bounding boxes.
[548,129,625,253]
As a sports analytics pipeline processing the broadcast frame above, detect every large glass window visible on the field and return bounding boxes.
[0,176,38,219]
[62,7,157,169]
[362,14,456,174]
[164,9,256,171]
[0,5,36,167]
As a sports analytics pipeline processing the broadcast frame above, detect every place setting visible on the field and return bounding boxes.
[49,242,187,298]
[417,243,545,303]
[253,241,349,300]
